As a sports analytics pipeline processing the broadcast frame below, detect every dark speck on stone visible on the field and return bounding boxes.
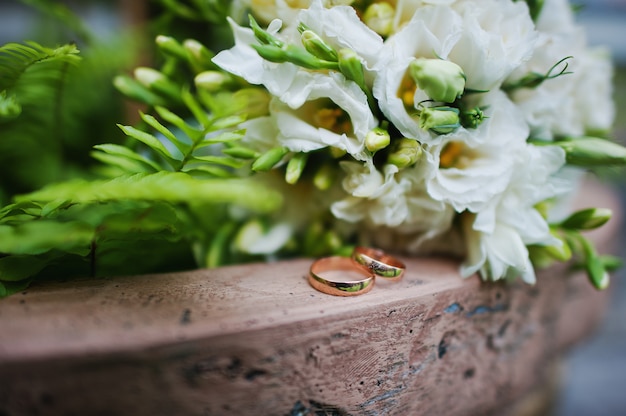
[180,308,191,325]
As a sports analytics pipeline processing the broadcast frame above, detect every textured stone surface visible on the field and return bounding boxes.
[0,181,619,416]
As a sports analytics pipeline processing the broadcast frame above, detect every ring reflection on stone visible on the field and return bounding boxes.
[351,246,405,281]
[308,256,375,296]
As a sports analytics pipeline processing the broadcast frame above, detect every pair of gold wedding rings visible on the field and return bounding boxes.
[308,246,406,297]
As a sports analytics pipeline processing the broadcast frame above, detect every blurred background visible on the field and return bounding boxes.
[1,1,625,414]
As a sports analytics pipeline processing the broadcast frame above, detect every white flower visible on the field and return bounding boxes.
[239,74,377,159]
[423,91,528,212]
[448,0,537,91]
[373,5,463,142]
[461,144,571,283]
[332,162,411,226]
[508,4,614,139]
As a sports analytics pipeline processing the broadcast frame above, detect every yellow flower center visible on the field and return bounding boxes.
[313,107,352,135]
[439,141,475,169]
[397,73,417,109]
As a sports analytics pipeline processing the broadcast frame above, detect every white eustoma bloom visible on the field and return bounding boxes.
[448,0,537,91]
[374,1,536,142]
[332,162,411,226]
[508,0,615,139]
[240,84,377,160]
[373,5,463,142]
[213,1,383,105]
[424,91,528,212]
[461,144,571,283]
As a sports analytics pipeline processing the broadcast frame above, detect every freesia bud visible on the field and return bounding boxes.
[183,39,218,71]
[560,208,612,230]
[252,147,289,171]
[285,152,309,184]
[419,106,460,134]
[409,58,466,103]
[194,71,230,92]
[156,35,188,60]
[363,2,395,36]
[387,138,422,168]
[553,137,626,167]
[134,67,181,100]
[113,74,166,106]
[543,231,572,262]
[301,30,338,62]
[587,255,610,290]
[222,146,260,159]
[313,163,335,190]
[365,127,391,152]
[460,106,486,129]
[338,48,366,90]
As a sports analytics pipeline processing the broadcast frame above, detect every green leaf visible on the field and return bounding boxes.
[0,255,51,281]
[196,129,245,148]
[117,124,180,163]
[0,220,94,255]
[139,112,189,155]
[92,143,162,172]
[188,155,246,168]
[155,106,203,141]
[0,280,31,298]
[16,172,283,213]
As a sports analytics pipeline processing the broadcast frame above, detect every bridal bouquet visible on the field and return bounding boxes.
[0,0,624,296]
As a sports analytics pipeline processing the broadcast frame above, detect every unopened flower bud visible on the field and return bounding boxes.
[387,138,422,168]
[134,67,180,100]
[222,146,260,159]
[554,137,626,167]
[365,127,391,152]
[409,58,466,103]
[363,2,395,36]
[195,71,230,92]
[560,208,612,230]
[460,106,486,129]
[252,146,289,171]
[285,152,309,184]
[156,35,188,60]
[338,48,366,90]
[113,74,166,106]
[313,163,335,190]
[183,39,218,71]
[587,255,610,290]
[543,231,572,262]
[419,106,460,134]
[301,30,338,62]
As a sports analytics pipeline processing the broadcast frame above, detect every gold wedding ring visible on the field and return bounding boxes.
[352,246,405,281]
[308,256,375,297]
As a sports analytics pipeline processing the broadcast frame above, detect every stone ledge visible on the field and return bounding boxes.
[0,180,620,416]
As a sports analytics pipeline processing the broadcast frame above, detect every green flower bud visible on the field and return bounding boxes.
[194,71,231,92]
[387,138,422,168]
[313,163,336,190]
[222,146,260,159]
[460,106,486,129]
[285,152,309,184]
[560,208,612,230]
[552,137,626,167]
[155,35,188,61]
[409,58,466,103]
[113,74,166,106]
[0,91,21,122]
[183,39,218,71]
[252,146,289,171]
[365,127,391,152]
[134,67,181,101]
[363,3,395,36]
[543,231,572,262]
[249,14,284,47]
[338,48,366,90]
[419,106,460,134]
[587,255,610,290]
[301,30,338,62]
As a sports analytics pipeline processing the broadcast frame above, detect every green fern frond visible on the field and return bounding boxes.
[0,41,80,91]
